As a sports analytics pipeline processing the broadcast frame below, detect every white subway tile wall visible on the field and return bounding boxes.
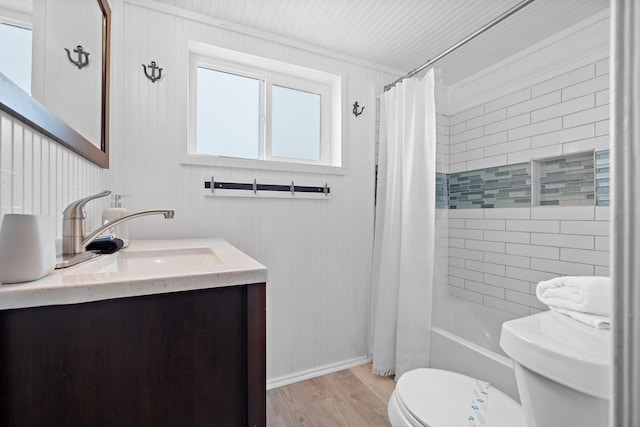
[448,206,610,315]
[445,57,611,315]
[449,58,610,173]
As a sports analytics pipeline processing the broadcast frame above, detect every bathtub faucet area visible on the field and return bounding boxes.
[62,190,175,255]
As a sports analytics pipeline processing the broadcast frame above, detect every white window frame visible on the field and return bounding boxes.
[0,13,33,95]
[185,41,343,174]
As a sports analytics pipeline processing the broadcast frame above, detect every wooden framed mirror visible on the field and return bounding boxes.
[0,0,111,168]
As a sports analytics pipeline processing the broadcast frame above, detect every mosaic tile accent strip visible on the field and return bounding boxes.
[436,172,449,209]
[449,163,531,209]
[595,150,610,206]
[536,151,594,206]
[444,150,609,209]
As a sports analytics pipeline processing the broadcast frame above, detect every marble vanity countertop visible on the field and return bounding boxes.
[0,238,267,310]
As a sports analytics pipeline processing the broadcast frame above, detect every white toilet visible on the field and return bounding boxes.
[387,368,525,426]
[500,310,611,427]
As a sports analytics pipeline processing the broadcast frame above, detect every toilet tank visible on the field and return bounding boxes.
[500,311,611,427]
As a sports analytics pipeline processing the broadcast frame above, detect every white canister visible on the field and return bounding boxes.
[0,214,56,284]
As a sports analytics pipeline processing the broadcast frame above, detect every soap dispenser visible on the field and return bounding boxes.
[102,194,129,248]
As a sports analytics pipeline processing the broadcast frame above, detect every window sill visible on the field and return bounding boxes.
[180,154,346,175]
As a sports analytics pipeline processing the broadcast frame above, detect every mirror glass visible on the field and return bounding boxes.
[0,0,110,168]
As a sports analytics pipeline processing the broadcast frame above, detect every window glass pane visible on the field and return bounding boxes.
[272,85,320,161]
[0,23,32,94]
[196,67,259,159]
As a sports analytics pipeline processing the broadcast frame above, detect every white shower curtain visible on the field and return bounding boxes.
[371,69,437,379]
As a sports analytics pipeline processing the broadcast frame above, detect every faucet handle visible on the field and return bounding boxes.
[63,190,111,219]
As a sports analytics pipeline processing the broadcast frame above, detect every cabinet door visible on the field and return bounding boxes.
[0,284,266,427]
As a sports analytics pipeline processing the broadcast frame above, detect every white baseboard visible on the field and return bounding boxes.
[267,355,372,390]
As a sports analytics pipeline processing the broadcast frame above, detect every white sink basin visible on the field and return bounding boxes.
[0,238,268,311]
[69,247,221,275]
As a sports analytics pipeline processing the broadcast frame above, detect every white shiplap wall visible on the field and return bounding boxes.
[111,1,398,386]
[0,111,106,243]
[444,42,611,316]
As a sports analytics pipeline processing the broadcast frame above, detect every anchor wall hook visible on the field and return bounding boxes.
[65,45,90,69]
[352,101,365,117]
[142,61,163,83]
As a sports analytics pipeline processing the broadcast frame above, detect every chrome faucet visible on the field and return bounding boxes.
[62,190,175,255]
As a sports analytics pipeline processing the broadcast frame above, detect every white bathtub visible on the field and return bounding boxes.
[429,297,521,401]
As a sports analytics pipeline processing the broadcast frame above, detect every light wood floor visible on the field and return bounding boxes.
[267,363,396,427]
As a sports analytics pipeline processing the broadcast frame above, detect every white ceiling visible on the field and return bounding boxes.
[152,0,610,85]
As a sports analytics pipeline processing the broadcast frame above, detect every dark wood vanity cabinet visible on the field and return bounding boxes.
[0,283,266,427]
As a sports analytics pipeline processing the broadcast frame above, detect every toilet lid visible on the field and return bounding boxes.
[395,368,525,427]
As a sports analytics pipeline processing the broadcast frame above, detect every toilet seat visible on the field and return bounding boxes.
[389,368,525,427]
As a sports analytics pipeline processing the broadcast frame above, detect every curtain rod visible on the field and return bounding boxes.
[383,0,536,92]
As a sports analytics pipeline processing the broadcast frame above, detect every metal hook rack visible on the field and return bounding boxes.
[204,177,330,198]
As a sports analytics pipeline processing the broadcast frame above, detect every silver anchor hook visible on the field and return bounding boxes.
[65,45,90,69]
[142,61,163,83]
[352,101,365,117]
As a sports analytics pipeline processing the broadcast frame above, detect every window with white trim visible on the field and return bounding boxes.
[187,43,342,171]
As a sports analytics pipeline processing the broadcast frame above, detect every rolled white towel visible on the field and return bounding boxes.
[536,276,612,316]
[551,307,611,329]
